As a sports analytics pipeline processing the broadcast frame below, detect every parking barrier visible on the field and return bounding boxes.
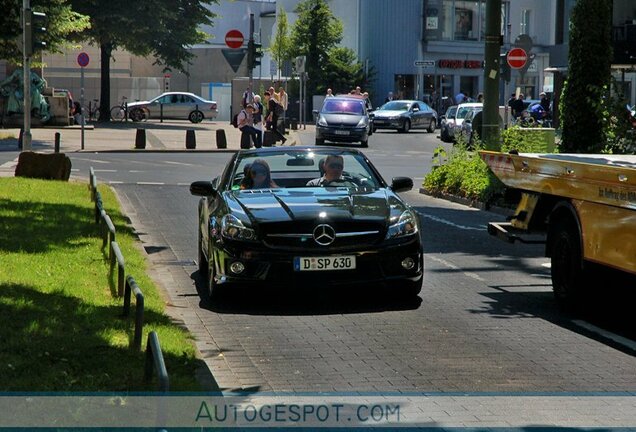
[89,167,96,200]
[123,276,145,351]
[102,213,116,256]
[144,331,170,392]
[185,129,196,149]
[95,191,104,224]
[110,241,125,297]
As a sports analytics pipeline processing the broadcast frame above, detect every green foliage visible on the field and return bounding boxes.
[423,138,505,204]
[501,125,554,153]
[560,0,612,153]
[0,0,90,63]
[268,7,292,81]
[321,47,374,95]
[0,178,202,391]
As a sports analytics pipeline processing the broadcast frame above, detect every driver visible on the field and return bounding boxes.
[307,154,346,186]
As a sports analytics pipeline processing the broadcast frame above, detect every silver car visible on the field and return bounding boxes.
[372,100,437,133]
[126,92,218,123]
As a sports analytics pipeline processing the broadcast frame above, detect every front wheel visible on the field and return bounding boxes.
[428,119,436,133]
[198,229,208,279]
[189,110,204,123]
[399,119,410,133]
[110,106,126,122]
[129,108,146,122]
[550,218,586,312]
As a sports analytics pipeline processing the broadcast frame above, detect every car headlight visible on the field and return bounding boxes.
[356,117,369,128]
[318,116,328,126]
[221,214,256,241]
[385,210,418,239]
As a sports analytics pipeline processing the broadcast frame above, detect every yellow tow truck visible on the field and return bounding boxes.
[480,151,636,309]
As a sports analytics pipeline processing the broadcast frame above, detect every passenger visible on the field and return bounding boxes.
[246,159,278,189]
[307,154,346,186]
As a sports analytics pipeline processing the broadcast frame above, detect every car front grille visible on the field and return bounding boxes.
[261,220,384,250]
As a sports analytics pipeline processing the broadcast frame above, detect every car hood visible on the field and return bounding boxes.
[374,110,407,118]
[126,100,150,108]
[320,113,364,126]
[225,188,408,225]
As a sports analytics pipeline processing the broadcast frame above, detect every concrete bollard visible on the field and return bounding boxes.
[18,128,24,150]
[186,129,196,149]
[216,129,227,149]
[54,132,61,153]
[135,129,146,149]
[291,118,298,130]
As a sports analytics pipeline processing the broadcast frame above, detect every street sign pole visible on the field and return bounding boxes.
[22,0,32,152]
[248,14,254,102]
[482,0,502,150]
[80,65,84,149]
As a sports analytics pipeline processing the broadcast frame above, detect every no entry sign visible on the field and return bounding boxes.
[507,48,527,69]
[225,30,244,49]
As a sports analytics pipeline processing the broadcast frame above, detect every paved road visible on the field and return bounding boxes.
[56,130,636,394]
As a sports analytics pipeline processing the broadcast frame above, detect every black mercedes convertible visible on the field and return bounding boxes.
[190,147,423,301]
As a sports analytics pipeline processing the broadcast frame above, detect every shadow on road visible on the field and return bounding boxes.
[191,270,422,315]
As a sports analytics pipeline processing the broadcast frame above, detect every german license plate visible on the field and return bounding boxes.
[294,256,356,271]
[334,130,350,136]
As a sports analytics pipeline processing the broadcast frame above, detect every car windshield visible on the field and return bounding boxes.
[456,107,474,119]
[446,107,457,117]
[230,150,382,190]
[380,101,410,111]
[322,100,364,115]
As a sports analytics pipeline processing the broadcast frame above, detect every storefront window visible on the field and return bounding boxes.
[395,74,417,100]
[428,1,507,42]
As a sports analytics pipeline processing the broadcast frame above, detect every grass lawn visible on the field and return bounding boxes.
[0,177,204,391]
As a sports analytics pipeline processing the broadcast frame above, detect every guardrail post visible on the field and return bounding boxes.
[95,192,103,224]
[124,276,145,351]
[110,241,125,297]
[102,214,116,254]
[89,167,96,200]
[145,331,169,392]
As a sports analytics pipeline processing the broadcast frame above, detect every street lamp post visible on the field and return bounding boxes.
[22,0,32,152]
[482,0,502,150]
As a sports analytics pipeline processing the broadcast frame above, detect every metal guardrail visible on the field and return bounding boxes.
[95,191,104,224]
[110,241,125,297]
[102,213,116,253]
[144,331,170,392]
[124,275,145,351]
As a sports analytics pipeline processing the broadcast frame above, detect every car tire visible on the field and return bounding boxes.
[360,139,368,148]
[550,217,587,313]
[206,256,226,302]
[399,119,410,133]
[189,110,204,123]
[427,119,436,133]
[315,138,324,145]
[129,108,145,122]
[372,127,377,133]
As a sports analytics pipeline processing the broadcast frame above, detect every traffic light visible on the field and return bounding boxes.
[499,53,511,83]
[247,40,262,71]
[22,9,47,57]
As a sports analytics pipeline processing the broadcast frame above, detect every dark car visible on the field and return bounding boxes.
[313,96,372,147]
[372,100,437,133]
[190,147,423,302]
[439,105,458,142]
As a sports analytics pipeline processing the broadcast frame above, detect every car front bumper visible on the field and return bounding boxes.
[212,237,422,288]
[316,126,368,143]
[372,118,404,129]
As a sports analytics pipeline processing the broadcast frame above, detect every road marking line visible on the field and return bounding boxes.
[108,181,124,184]
[421,213,485,231]
[0,160,17,168]
[93,169,117,173]
[129,170,144,173]
[177,183,190,186]
[137,182,165,185]
[163,161,196,167]
[572,320,636,352]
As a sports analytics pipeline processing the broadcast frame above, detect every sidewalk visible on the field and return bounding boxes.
[0,119,303,153]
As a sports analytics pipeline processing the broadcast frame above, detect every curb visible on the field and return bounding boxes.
[418,187,514,217]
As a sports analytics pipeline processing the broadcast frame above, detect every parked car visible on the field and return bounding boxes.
[190,147,423,302]
[448,102,483,142]
[313,96,372,147]
[126,92,218,123]
[439,105,458,142]
[458,107,483,143]
[372,100,437,133]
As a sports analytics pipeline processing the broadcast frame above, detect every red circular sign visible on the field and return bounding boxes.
[507,48,527,69]
[225,30,244,49]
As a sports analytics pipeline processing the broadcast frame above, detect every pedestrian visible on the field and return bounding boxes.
[242,86,254,108]
[477,93,484,103]
[511,93,525,118]
[264,91,286,144]
[455,91,466,105]
[278,86,288,111]
[355,86,362,95]
[540,92,550,112]
[237,104,262,148]
[384,91,394,103]
[326,88,334,98]
[253,94,265,144]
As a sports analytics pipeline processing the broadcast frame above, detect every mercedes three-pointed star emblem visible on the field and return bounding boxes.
[313,224,336,246]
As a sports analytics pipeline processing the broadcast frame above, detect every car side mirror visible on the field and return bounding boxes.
[312,110,319,116]
[190,181,218,197]
[368,113,375,119]
[390,177,413,193]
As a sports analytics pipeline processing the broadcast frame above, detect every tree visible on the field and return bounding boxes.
[321,47,374,96]
[268,6,291,82]
[560,0,612,153]
[0,0,90,63]
[290,0,343,96]
[69,0,217,121]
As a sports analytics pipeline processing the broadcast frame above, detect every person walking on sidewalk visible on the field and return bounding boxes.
[252,95,265,144]
[264,91,286,144]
